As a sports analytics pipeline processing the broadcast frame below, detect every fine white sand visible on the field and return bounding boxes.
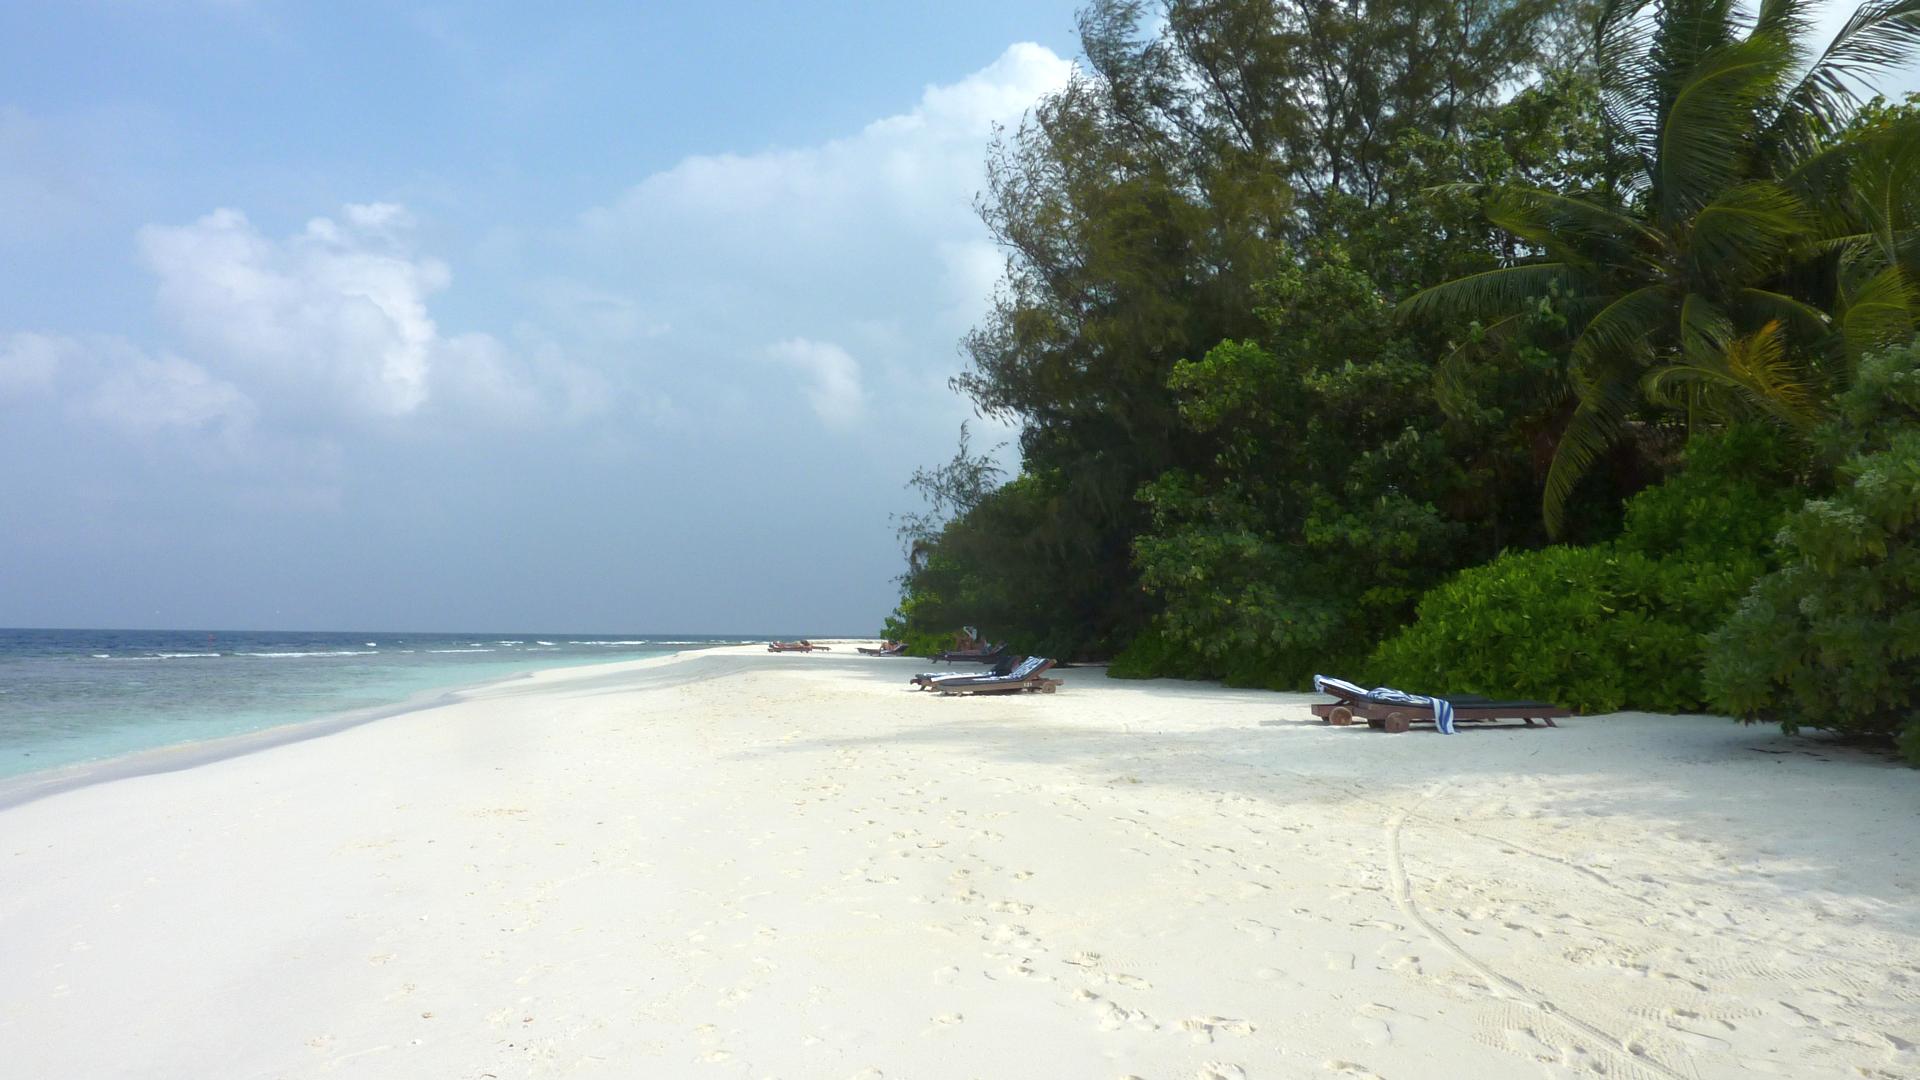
[2,645,1916,1079]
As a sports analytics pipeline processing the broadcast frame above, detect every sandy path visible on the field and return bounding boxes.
[1,646,1915,1079]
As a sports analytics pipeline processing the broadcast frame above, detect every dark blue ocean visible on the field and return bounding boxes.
[0,628,748,778]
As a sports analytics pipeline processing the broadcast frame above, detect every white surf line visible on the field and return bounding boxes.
[1385,789,1693,1080]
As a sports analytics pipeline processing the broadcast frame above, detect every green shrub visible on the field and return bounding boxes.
[1366,426,1800,713]
[1366,545,1743,712]
[1615,424,1803,557]
[1108,627,1212,680]
[1705,342,1920,762]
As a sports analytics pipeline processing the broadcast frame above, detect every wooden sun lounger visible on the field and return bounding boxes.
[1309,693,1569,733]
[940,675,1062,696]
[912,655,1022,689]
[932,643,1009,664]
[768,641,830,652]
[856,642,906,656]
[937,658,1060,696]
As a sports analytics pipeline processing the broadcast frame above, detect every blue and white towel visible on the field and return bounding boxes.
[1313,674,1457,735]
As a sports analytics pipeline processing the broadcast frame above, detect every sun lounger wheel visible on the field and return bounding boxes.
[1383,712,1411,734]
[1328,706,1354,726]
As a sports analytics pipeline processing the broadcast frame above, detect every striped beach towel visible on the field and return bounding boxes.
[1313,675,1457,735]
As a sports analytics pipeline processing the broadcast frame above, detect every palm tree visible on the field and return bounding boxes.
[1405,0,1920,534]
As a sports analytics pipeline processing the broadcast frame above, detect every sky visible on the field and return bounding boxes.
[0,2,1914,635]
[0,0,1083,635]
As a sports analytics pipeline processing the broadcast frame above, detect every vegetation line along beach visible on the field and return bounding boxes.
[885,0,1920,764]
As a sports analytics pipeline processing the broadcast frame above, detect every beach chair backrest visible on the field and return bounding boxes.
[1313,675,1368,702]
[1005,655,1045,680]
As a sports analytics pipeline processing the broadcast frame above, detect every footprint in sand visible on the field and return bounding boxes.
[1109,973,1152,990]
[1005,959,1052,982]
[1196,1064,1246,1080]
[1181,1016,1256,1043]
[1233,919,1279,941]
[1095,1001,1157,1032]
[1349,1014,1391,1046]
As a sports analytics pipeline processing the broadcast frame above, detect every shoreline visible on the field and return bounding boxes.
[1,646,1913,1078]
[0,646,722,813]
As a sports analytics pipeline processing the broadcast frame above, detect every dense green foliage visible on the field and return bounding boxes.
[1367,427,1802,712]
[1118,256,1523,686]
[1705,343,1920,761]
[1406,0,1920,533]
[895,0,1597,658]
[887,0,1920,757]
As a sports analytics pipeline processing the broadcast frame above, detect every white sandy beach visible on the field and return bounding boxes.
[2,645,1916,1079]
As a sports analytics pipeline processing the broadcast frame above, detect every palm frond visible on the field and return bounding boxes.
[1570,284,1674,369]
[1777,0,1920,135]
[1646,320,1823,428]
[1688,181,1815,288]
[1724,319,1822,419]
[1543,373,1640,537]
[1475,184,1670,254]
[1838,263,1919,359]
[1679,293,1736,360]
[1754,0,1818,40]
[1736,287,1834,338]
[1750,0,1821,162]
[1656,35,1797,223]
[1399,263,1574,323]
[1433,314,1526,419]
[1651,0,1743,77]
[1597,0,1662,172]
[1802,228,1920,260]
[1845,122,1920,262]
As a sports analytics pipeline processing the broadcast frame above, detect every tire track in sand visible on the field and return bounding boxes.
[1385,789,1692,1080]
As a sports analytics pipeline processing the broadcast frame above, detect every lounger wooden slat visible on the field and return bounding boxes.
[929,657,1058,695]
[939,676,1062,696]
[911,655,1026,689]
[1309,699,1570,732]
[932,644,1010,664]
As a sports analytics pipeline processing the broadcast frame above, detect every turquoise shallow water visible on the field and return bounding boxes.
[0,628,750,778]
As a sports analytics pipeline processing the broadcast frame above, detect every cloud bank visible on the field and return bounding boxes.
[0,42,1073,631]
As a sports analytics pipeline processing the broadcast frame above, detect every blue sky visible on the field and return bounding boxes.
[0,1,1081,634]
[1,2,1914,635]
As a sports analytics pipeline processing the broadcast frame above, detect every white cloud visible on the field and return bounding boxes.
[567,42,1073,411]
[0,331,252,438]
[767,338,866,428]
[137,205,447,418]
[132,202,596,430]
[2,39,1073,552]
[585,42,1069,243]
[85,352,253,437]
[2,331,346,509]
[0,331,70,401]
